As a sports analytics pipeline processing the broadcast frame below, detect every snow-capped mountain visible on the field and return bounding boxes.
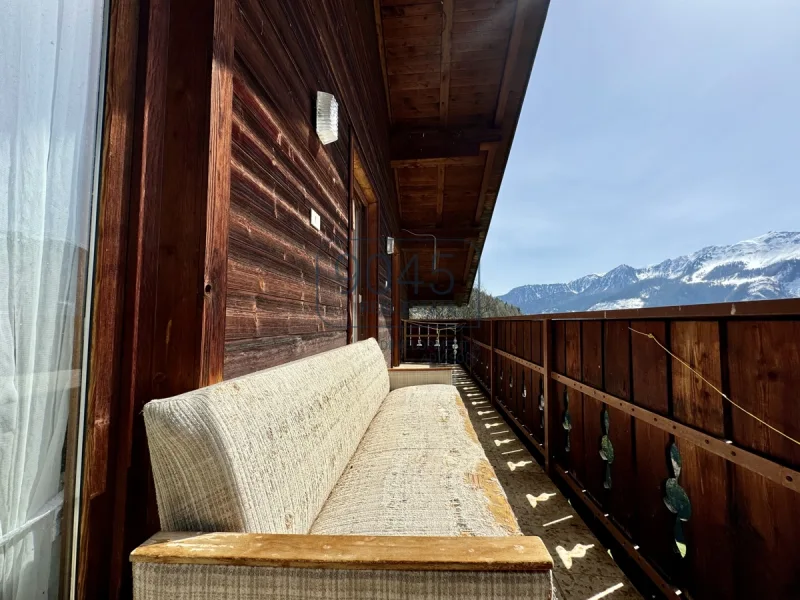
[499,232,800,314]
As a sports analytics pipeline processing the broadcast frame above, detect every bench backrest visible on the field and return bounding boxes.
[143,339,389,534]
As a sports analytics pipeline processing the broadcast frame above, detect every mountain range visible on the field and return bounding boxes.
[499,232,800,314]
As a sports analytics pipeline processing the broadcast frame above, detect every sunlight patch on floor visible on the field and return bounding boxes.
[556,543,595,569]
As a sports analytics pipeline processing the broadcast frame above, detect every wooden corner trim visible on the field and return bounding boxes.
[130,532,553,571]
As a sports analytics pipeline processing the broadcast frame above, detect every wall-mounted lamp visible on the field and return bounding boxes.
[316,91,338,145]
[386,236,395,255]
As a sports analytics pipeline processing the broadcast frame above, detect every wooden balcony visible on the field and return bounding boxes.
[403,298,800,599]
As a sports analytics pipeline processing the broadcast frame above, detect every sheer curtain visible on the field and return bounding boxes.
[0,0,106,597]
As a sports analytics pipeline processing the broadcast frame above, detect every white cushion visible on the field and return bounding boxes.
[311,384,521,537]
[143,339,389,534]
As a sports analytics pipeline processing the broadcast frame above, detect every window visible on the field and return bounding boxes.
[0,0,108,597]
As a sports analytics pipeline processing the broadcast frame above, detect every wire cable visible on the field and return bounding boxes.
[630,327,800,448]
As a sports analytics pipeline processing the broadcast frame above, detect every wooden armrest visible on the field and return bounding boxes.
[130,532,553,572]
[388,367,454,390]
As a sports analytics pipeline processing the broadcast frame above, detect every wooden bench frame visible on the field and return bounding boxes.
[131,531,553,572]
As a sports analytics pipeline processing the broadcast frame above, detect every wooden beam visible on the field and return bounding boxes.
[391,155,485,169]
[353,148,378,205]
[474,143,498,224]
[107,0,236,594]
[393,167,403,217]
[132,532,554,571]
[436,164,445,226]
[462,242,476,283]
[495,348,544,375]
[76,0,143,596]
[373,0,393,124]
[495,0,530,127]
[439,0,453,124]
[390,126,503,161]
[392,251,401,366]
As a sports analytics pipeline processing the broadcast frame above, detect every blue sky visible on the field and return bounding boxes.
[480,0,800,295]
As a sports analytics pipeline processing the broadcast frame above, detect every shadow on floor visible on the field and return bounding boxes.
[451,366,643,600]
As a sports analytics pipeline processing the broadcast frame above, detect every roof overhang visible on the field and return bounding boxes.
[374,0,550,304]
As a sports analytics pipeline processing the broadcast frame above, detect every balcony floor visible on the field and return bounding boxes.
[448,365,643,600]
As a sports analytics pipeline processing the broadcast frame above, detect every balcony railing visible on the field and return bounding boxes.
[405,299,800,600]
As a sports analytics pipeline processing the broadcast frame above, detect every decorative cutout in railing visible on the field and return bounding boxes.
[599,407,614,489]
[538,379,545,430]
[664,443,691,558]
[562,388,572,452]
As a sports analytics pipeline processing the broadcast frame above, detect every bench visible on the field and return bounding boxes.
[131,339,553,599]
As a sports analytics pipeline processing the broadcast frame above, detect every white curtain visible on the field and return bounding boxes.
[0,0,106,597]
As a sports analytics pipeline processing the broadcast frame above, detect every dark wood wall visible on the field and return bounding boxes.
[223,0,397,378]
[79,1,400,597]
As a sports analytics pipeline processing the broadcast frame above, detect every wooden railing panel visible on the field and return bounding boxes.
[727,321,800,599]
[671,321,733,599]
[565,322,586,485]
[531,320,542,365]
[580,321,606,506]
[602,320,635,538]
[552,322,568,468]
[630,320,676,579]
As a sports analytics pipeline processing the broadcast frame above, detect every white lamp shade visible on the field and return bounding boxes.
[316,91,339,145]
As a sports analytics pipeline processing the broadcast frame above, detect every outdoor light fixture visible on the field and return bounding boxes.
[316,91,338,145]
[386,236,395,255]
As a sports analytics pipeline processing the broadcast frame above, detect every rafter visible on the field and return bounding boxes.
[495,0,531,127]
[391,155,485,169]
[373,0,393,124]
[474,142,499,224]
[436,165,445,227]
[391,126,503,162]
[439,0,453,124]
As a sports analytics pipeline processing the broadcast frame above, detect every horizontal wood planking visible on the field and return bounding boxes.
[224,331,347,380]
[226,0,396,378]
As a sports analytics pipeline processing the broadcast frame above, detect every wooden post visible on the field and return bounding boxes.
[489,320,496,403]
[105,0,235,595]
[466,321,472,376]
[391,252,401,366]
[542,319,554,475]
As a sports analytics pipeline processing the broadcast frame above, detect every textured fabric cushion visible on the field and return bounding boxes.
[143,339,389,534]
[133,563,554,600]
[311,384,521,537]
[388,368,452,390]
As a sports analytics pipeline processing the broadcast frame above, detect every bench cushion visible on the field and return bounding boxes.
[143,339,389,534]
[310,384,521,537]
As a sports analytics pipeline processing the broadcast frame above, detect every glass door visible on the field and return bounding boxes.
[0,0,108,597]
